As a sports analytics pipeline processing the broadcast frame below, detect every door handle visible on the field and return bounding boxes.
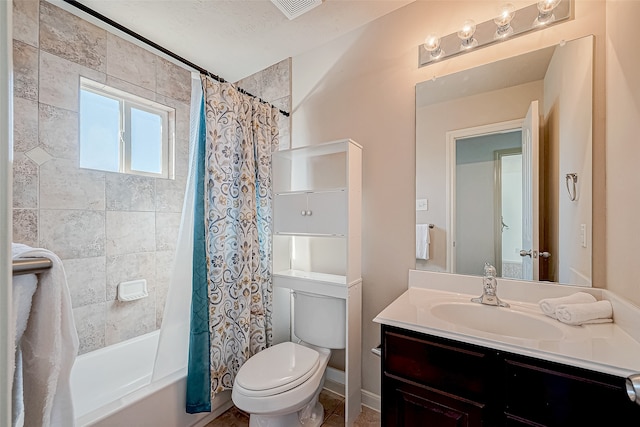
[519,250,532,257]
[539,251,551,259]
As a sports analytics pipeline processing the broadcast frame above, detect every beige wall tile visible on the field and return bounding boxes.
[39,103,78,160]
[64,257,106,308]
[39,1,106,72]
[40,209,105,259]
[106,211,156,256]
[105,289,157,345]
[40,158,105,210]
[13,40,38,101]
[12,209,38,247]
[73,302,106,354]
[106,173,155,212]
[106,252,156,301]
[156,178,186,213]
[106,75,156,102]
[156,57,191,104]
[39,51,106,112]
[106,33,156,91]
[156,212,181,252]
[13,152,38,209]
[13,96,38,152]
[260,59,290,102]
[12,0,39,47]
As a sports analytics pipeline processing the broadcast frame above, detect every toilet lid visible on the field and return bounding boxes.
[235,342,320,396]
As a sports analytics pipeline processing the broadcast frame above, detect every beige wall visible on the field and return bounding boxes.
[542,36,593,285]
[606,0,640,306]
[292,0,607,397]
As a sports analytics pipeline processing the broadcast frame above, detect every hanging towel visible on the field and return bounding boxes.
[555,300,613,326]
[416,224,431,260]
[538,292,596,319]
[12,243,79,427]
[12,270,37,427]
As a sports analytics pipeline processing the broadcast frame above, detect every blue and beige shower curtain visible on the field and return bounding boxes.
[186,76,279,412]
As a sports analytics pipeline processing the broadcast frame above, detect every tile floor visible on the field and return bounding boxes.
[205,389,380,427]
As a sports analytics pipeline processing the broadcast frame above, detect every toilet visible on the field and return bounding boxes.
[232,291,346,427]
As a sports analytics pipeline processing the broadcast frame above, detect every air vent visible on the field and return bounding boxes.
[270,0,323,20]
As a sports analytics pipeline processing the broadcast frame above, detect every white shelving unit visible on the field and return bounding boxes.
[272,139,362,425]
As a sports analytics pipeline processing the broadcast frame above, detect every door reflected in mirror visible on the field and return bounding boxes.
[415,35,593,286]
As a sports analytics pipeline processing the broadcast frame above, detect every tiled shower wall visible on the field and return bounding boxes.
[12,0,191,354]
[12,1,291,355]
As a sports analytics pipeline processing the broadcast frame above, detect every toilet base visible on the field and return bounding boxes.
[248,401,324,427]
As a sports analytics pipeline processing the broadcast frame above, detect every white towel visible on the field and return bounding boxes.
[416,224,431,260]
[12,243,79,427]
[555,300,613,326]
[12,272,37,427]
[539,292,596,319]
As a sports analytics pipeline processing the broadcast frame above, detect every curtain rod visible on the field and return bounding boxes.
[61,0,290,117]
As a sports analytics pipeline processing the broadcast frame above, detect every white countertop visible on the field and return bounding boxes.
[374,271,640,378]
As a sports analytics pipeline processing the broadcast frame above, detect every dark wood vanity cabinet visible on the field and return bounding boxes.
[381,325,640,426]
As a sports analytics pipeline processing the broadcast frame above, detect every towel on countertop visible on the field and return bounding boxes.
[12,243,79,427]
[539,292,596,319]
[555,300,613,326]
[416,224,431,260]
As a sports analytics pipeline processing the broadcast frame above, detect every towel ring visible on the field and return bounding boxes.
[565,173,578,201]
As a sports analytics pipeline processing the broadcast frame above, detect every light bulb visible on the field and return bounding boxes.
[457,19,478,50]
[423,33,444,59]
[494,3,515,39]
[535,0,561,25]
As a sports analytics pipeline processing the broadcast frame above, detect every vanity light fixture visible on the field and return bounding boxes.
[494,3,516,39]
[419,0,572,68]
[535,0,562,26]
[458,20,478,50]
[423,33,444,60]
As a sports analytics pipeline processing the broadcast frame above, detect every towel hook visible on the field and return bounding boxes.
[565,173,578,201]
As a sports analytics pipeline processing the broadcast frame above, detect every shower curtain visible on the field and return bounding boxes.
[186,75,279,412]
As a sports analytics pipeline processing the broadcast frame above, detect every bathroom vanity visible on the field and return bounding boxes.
[375,271,640,426]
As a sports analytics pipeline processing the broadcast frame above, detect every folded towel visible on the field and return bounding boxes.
[416,224,430,260]
[556,300,613,326]
[539,292,596,319]
[12,243,79,427]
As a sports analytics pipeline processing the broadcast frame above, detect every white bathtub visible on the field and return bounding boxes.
[71,331,231,427]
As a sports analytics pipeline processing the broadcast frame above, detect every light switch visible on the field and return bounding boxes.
[416,198,429,211]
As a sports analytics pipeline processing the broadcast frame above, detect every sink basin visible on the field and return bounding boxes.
[430,302,565,340]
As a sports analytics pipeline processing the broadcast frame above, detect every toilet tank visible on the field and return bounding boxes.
[293,291,346,349]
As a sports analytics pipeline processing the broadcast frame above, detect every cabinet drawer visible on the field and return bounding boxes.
[384,329,494,403]
[504,358,640,426]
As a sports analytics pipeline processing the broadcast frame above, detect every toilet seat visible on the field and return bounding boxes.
[235,342,320,397]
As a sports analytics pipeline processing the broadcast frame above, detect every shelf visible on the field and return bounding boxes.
[275,269,347,285]
[274,188,346,196]
[272,139,360,160]
[273,269,351,299]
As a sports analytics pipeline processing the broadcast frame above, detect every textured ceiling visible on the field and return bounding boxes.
[71,0,414,82]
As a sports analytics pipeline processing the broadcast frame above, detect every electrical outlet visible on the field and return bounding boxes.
[416,198,429,211]
[580,224,587,248]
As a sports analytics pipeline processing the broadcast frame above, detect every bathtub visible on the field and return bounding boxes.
[71,330,231,427]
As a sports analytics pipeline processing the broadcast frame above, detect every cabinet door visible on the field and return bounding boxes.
[383,376,484,427]
[306,190,347,235]
[504,358,640,426]
[273,193,308,234]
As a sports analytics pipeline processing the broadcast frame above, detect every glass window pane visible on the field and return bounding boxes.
[130,107,163,174]
[80,90,120,172]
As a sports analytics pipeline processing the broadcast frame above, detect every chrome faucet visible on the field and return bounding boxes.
[471,263,510,308]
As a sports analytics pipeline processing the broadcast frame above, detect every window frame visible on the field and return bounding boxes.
[79,78,175,179]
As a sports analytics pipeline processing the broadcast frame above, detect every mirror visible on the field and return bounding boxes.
[415,35,593,286]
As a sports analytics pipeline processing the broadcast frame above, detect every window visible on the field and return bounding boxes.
[79,78,174,178]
